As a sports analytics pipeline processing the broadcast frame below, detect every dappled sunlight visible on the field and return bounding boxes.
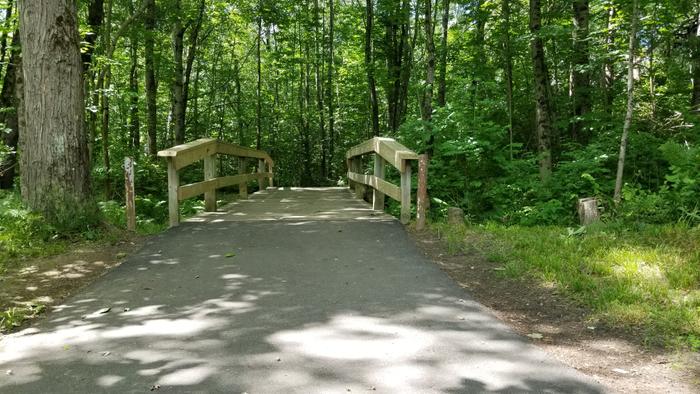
[1,191,602,393]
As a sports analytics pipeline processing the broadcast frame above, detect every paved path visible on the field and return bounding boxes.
[0,188,604,393]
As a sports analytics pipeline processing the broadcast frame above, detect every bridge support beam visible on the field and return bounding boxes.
[372,154,385,210]
[400,160,412,224]
[167,158,180,227]
[204,154,217,212]
[238,158,248,199]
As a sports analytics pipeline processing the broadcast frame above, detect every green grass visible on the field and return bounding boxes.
[433,221,700,350]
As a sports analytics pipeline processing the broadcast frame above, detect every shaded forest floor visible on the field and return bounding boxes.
[409,226,700,394]
[0,235,144,332]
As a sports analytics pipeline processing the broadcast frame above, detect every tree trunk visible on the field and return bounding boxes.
[129,29,140,151]
[529,0,554,180]
[18,0,92,214]
[171,0,186,145]
[314,0,327,178]
[502,0,514,160]
[327,0,336,177]
[571,0,591,143]
[437,0,449,107]
[384,0,411,132]
[101,0,113,198]
[613,0,638,203]
[144,0,157,155]
[603,5,616,116]
[183,0,205,140]
[0,32,19,189]
[423,0,436,155]
[256,9,263,150]
[690,12,700,112]
[365,0,380,136]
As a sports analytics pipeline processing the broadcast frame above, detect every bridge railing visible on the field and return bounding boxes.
[158,138,273,227]
[346,137,418,224]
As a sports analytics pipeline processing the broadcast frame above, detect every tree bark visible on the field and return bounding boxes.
[422,0,436,155]
[129,25,140,151]
[384,0,412,132]
[18,0,92,214]
[529,0,554,180]
[613,0,638,203]
[365,0,380,136]
[0,32,19,189]
[437,0,449,107]
[327,0,336,177]
[502,0,514,160]
[171,0,186,144]
[690,12,700,112]
[603,5,616,116]
[101,0,113,197]
[183,0,205,140]
[571,0,591,143]
[256,7,263,150]
[144,0,157,155]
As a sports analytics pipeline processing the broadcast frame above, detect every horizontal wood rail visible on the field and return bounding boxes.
[346,137,419,224]
[158,138,274,227]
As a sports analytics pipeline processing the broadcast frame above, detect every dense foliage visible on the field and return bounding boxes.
[0,0,699,225]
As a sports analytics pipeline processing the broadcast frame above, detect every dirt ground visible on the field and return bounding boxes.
[0,236,144,328]
[409,227,700,394]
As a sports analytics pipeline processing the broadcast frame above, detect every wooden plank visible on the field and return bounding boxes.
[204,154,217,212]
[238,157,248,199]
[400,159,412,224]
[258,159,267,190]
[217,143,272,164]
[124,157,136,231]
[178,173,267,201]
[346,137,419,173]
[347,172,401,202]
[416,154,428,230]
[268,162,274,187]
[372,154,385,210]
[167,158,179,227]
[158,139,217,171]
[157,138,216,156]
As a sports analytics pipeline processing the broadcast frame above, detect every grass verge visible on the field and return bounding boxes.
[432,221,700,350]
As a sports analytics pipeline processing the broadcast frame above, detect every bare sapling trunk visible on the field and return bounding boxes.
[613,0,638,203]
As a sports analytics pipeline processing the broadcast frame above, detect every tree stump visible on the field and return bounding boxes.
[578,198,600,225]
[447,207,464,225]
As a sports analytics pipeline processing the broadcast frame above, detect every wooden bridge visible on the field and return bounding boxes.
[157,137,424,227]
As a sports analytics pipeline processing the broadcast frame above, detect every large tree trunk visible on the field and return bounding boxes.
[0,32,19,189]
[183,0,205,139]
[384,0,412,132]
[365,0,380,136]
[437,0,449,107]
[571,0,591,143]
[423,0,436,155]
[18,0,92,214]
[529,0,554,180]
[502,0,514,160]
[144,0,157,155]
[171,0,186,145]
[613,0,638,203]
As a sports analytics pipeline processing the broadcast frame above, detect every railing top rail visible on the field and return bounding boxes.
[346,137,418,172]
[158,138,273,171]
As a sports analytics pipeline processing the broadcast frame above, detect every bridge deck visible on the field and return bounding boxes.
[0,188,603,393]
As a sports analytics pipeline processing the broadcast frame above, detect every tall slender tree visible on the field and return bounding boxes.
[530,0,554,180]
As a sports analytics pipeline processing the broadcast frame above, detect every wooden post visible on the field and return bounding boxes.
[203,153,217,212]
[258,159,267,190]
[354,157,365,200]
[124,157,136,232]
[268,162,274,187]
[416,154,428,230]
[578,198,600,225]
[400,160,412,224]
[238,157,248,199]
[373,154,385,210]
[167,157,179,227]
[347,158,355,190]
